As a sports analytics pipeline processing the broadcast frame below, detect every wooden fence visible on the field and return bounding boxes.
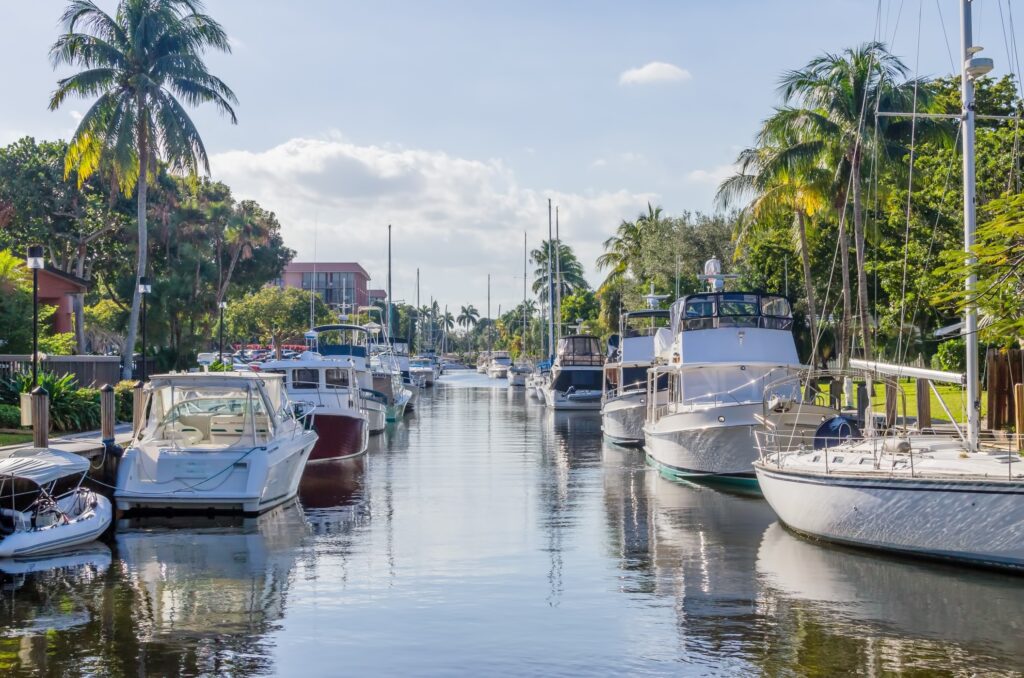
[985,348,1024,431]
[0,355,156,387]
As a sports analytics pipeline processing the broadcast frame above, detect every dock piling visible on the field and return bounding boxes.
[132,380,145,437]
[31,386,49,448]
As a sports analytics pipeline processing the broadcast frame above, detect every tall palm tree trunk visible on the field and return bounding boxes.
[796,210,819,365]
[122,123,148,379]
[851,157,873,361]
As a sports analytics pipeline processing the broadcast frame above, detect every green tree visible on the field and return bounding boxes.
[49,0,238,377]
[227,287,331,358]
[457,304,479,330]
[531,239,588,298]
[776,41,928,361]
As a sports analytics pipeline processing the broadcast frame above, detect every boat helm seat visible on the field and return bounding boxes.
[160,422,203,446]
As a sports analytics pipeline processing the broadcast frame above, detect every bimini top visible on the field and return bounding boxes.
[148,372,283,388]
[0,449,90,484]
[312,324,370,335]
[670,292,793,334]
[556,335,603,366]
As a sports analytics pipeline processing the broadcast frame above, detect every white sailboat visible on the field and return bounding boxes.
[754,1,1024,571]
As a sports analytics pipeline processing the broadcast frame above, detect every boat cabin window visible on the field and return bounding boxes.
[325,368,350,389]
[142,382,277,449]
[676,293,793,332]
[556,336,603,366]
[292,368,320,389]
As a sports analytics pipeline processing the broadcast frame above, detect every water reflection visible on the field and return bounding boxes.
[602,453,1024,675]
[756,522,1024,674]
[113,502,309,675]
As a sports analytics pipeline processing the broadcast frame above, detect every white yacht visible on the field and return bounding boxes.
[0,449,112,558]
[260,350,369,462]
[542,335,604,410]
[601,308,671,446]
[115,372,317,514]
[310,324,388,433]
[644,288,831,485]
[487,351,512,379]
[754,10,1024,572]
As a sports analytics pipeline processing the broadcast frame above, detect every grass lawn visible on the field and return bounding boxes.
[0,431,33,447]
[867,379,985,424]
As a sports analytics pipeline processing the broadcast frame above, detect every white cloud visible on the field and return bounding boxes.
[618,62,692,86]
[211,137,656,312]
[69,110,83,122]
[589,158,608,169]
[227,34,245,50]
[685,163,737,185]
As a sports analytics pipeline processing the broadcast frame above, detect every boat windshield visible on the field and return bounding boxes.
[410,359,431,368]
[141,382,277,449]
[671,293,793,332]
[622,310,670,338]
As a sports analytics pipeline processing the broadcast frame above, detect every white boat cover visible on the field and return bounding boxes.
[0,449,89,484]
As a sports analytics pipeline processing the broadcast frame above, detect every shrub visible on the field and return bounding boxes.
[38,332,77,355]
[0,404,21,429]
[114,380,139,423]
[0,372,100,432]
[931,339,966,373]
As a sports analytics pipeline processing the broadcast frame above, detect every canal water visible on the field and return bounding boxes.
[1,372,1022,676]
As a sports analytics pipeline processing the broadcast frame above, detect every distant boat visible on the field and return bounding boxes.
[487,351,512,379]
[116,372,317,514]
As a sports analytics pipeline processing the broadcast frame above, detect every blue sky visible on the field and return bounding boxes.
[1,0,1016,314]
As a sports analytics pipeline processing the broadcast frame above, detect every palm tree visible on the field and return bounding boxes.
[531,240,588,298]
[49,0,237,377]
[217,200,273,305]
[457,304,479,330]
[775,41,925,362]
[441,311,455,333]
[596,203,664,289]
[717,120,831,360]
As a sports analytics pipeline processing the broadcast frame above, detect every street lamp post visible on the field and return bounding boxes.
[26,246,44,387]
[138,276,152,380]
[218,301,228,364]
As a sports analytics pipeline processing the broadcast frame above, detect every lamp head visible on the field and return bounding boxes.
[219,301,228,310]
[27,245,44,270]
[138,276,152,294]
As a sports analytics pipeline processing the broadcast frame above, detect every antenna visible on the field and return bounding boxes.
[643,282,670,310]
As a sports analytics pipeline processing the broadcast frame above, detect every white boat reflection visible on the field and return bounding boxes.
[115,500,310,639]
[756,521,1024,665]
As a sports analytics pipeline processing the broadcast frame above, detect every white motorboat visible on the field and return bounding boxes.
[754,6,1024,572]
[369,352,412,422]
[410,356,438,386]
[261,349,369,462]
[602,308,671,446]
[508,362,530,387]
[487,351,512,379]
[309,324,388,433]
[542,335,604,410]
[643,286,831,485]
[0,449,112,558]
[115,372,318,514]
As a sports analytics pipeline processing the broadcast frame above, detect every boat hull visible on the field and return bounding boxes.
[543,388,602,410]
[310,412,368,461]
[601,392,646,446]
[755,464,1024,571]
[643,403,761,481]
[508,371,527,386]
[366,403,387,434]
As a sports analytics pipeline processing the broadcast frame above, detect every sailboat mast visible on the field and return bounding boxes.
[555,205,562,342]
[523,231,527,359]
[387,224,393,340]
[547,199,554,360]
[961,0,980,449]
[487,274,492,354]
